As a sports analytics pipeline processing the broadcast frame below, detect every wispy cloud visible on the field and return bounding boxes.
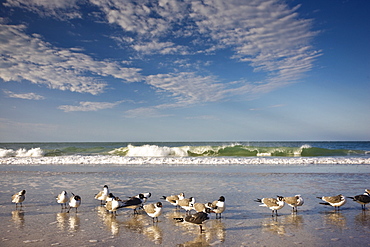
[58,101,123,112]
[249,104,285,111]
[91,0,320,96]
[3,90,45,100]
[0,23,143,95]
[2,0,320,112]
[132,41,189,55]
[3,0,82,19]
[190,0,321,88]
[89,0,188,38]
[145,72,225,105]
[123,107,173,119]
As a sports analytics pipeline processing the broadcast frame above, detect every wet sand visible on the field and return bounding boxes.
[0,164,369,246]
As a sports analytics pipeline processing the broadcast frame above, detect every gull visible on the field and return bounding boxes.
[132,192,151,206]
[254,196,285,216]
[68,193,81,213]
[178,197,195,214]
[211,196,226,219]
[174,208,211,233]
[12,190,26,208]
[162,192,185,208]
[95,185,109,205]
[317,194,346,210]
[140,192,151,203]
[143,202,163,223]
[193,202,212,213]
[119,193,146,214]
[279,195,304,213]
[347,189,370,210]
[105,193,116,202]
[56,191,69,209]
[106,195,122,215]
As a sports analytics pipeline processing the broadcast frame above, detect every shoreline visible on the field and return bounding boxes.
[1,155,370,166]
[1,164,369,246]
[1,163,370,174]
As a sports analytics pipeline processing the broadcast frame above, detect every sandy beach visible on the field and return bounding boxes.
[1,164,369,246]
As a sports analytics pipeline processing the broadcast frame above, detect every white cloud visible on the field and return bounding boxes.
[145,72,225,105]
[126,74,283,117]
[90,0,168,37]
[124,72,231,118]
[3,0,82,19]
[2,0,321,110]
[3,90,45,100]
[4,0,320,83]
[190,0,321,85]
[123,106,172,118]
[0,23,143,95]
[91,0,320,96]
[132,41,188,55]
[58,101,123,112]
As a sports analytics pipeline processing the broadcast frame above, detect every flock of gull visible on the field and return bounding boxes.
[11,186,370,233]
[255,189,370,217]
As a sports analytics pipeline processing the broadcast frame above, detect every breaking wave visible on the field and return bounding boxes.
[1,143,369,165]
[0,147,44,157]
[109,144,369,157]
[1,144,369,158]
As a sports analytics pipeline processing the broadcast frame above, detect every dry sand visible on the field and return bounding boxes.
[0,164,369,246]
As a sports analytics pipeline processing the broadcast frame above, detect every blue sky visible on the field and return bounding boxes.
[0,0,369,142]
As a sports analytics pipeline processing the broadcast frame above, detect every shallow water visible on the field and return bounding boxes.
[1,165,369,246]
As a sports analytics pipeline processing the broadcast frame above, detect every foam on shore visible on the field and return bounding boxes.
[1,155,369,166]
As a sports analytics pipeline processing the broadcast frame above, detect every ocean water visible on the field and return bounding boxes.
[1,141,369,166]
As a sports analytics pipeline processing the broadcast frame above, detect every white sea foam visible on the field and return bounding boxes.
[0,148,15,157]
[109,144,190,156]
[1,155,369,166]
[110,144,246,157]
[300,144,312,149]
[0,148,44,157]
[126,144,189,157]
[256,153,272,156]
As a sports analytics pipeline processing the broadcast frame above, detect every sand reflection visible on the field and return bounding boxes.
[176,219,226,246]
[95,205,165,243]
[261,214,305,236]
[322,211,347,229]
[354,210,369,226]
[121,213,164,244]
[143,224,163,244]
[56,212,68,231]
[174,216,226,246]
[104,213,120,235]
[178,234,209,246]
[281,214,304,230]
[11,209,25,229]
[96,206,120,235]
[121,214,146,233]
[68,214,80,232]
[205,219,226,244]
[261,217,286,235]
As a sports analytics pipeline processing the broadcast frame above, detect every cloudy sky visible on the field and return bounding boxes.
[0,0,369,142]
